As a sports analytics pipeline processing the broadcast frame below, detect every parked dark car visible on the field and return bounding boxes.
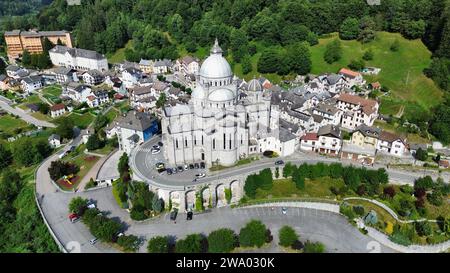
[157,168,166,173]
[158,141,163,146]
[177,166,184,172]
[187,211,193,220]
[167,168,173,175]
[194,163,200,169]
[200,162,205,169]
[170,209,178,221]
[189,164,195,169]
[275,160,284,165]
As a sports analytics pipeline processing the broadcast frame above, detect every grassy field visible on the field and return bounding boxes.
[0,114,29,134]
[107,40,134,64]
[310,32,443,118]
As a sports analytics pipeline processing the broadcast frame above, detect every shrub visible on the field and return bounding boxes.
[383,186,396,198]
[303,241,325,253]
[362,50,374,61]
[117,235,139,252]
[176,234,206,253]
[353,205,365,216]
[390,40,400,51]
[147,236,170,253]
[278,226,299,247]
[427,192,443,206]
[68,197,88,216]
[415,221,432,237]
[208,228,238,253]
[239,220,267,248]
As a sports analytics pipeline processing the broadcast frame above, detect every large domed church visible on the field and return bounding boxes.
[161,40,296,167]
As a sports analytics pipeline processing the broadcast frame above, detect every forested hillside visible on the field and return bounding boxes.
[0,0,52,16]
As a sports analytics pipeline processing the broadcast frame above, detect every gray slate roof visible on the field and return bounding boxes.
[50,45,105,60]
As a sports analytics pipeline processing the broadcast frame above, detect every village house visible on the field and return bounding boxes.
[50,103,66,118]
[139,59,154,74]
[176,55,200,76]
[0,75,9,90]
[336,93,379,130]
[339,68,366,88]
[63,82,92,103]
[86,90,109,108]
[82,69,104,85]
[121,67,143,88]
[6,65,29,79]
[48,134,61,148]
[153,59,172,74]
[315,125,342,156]
[54,66,77,84]
[21,75,43,94]
[377,131,409,157]
[300,133,318,152]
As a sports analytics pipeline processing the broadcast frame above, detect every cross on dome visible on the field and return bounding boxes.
[210,38,223,55]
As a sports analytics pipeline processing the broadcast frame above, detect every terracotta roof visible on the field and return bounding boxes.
[337,93,377,115]
[301,133,318,141]
[51,103,65,111]
[339,68,361,79]
[371,82,381,89]
[87,95,95,101]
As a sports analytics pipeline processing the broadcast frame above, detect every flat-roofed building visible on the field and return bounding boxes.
[4,30,73,60]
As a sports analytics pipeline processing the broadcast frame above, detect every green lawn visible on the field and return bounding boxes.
[104,107,119,123]
[16,95,43,110]
[68,112,95,129]
[42,85,62,97]
[107,40,134,64]
[310,32,443,118]
[254,177,345,200]
[0,114,29,134]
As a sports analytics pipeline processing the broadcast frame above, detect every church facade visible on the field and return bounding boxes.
[161,40,296,167]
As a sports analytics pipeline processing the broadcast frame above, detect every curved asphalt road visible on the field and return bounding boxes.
[0,96,55,128]
[36,136,446,253]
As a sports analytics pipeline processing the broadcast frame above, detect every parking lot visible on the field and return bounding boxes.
[136,137,209,182]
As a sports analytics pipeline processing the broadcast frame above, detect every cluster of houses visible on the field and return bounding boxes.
[1,30,415,165]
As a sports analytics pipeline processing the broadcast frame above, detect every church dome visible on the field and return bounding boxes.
[191,85,206,100]
[199,39,232,80]
[208,88,235,102]
[247,78,263,92]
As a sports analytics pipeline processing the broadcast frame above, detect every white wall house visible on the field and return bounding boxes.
[376,131,408,157]
[121,67,143,88]
[82,70,104,85]
[21,76,42,94]
[315,125,342,156]
[50,103,66,118]
[339,68,366,88]
[49,45,108,72]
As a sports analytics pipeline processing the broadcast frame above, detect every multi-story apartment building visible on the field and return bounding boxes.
[49,45,108,71]
[4,30,73,60]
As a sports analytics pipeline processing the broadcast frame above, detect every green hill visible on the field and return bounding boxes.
[310,32,443,118]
